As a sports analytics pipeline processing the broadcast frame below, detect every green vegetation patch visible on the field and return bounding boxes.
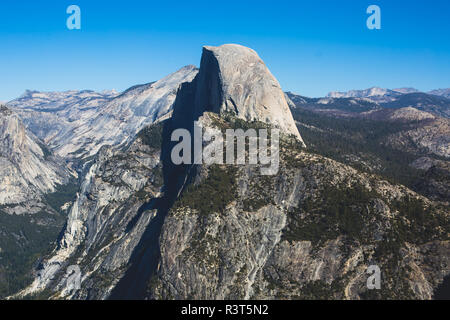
[282,184,379,245]
[36,141,52,160]
[242,175,276,212]
[137,122,164,150]
[43,180,79,213]
[0,211,64,298]
[172,165,238,216]
[391,196,449,244]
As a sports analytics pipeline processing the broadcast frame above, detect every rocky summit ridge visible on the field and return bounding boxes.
[5,44,449,301]
[194,44,305,145]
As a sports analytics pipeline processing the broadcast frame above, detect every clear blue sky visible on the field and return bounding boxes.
[1,0,449,101]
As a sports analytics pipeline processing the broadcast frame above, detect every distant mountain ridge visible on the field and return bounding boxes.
[428,88,450,99]
[7,90,118,146]
[327,86,450,98]
[287,91,450,159]
[7,66,198,164]
[382,92,450,118]
[328,87,402,99]
[288,88,450,119]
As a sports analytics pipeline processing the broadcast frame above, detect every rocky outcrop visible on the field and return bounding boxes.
[384,107,436,122]
[54,65,198,161]
[152,118,449,300]
[16,122,167,299]
[358,106,450,159]
[13,65,200,299]
[149,49,449,299]
[0,105,73,208]
[7,89,118,145]
[386,116,450,158]
[0,105,75,298]
[8,66,198,162]
[383,93,450,119]
[193,44,305,145]
[410,157,450,202]
[288,91,450,160]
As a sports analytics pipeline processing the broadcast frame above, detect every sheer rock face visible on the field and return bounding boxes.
[16,125,165,299]
[0,105,72,207]
[8,66,198,162]
[194,44,305,145]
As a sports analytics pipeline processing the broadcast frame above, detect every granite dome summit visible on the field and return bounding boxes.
[194,44,305,145]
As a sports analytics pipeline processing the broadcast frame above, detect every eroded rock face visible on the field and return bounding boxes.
[153,130,449,300]
[194,44,305,145]
[16,122,166,299]
[0,105,72,207]
[386,116,450,158]
[8,66,198,162]
[7,90,118,146]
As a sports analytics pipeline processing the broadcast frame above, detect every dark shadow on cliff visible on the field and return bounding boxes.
[108,78,201,299]
[108,200,167,300]
[124,198,158,234]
